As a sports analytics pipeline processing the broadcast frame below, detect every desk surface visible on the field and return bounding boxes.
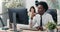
[23,30,47,32]
[0,29,47,32]
[0,26,60,32]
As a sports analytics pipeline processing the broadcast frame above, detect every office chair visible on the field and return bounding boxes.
[0,17,5,27]
[47,9,57,24]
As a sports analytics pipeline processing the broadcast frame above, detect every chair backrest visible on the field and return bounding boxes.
[0,17,5,27]
[47,9,57,24]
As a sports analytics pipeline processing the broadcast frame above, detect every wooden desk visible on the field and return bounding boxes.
[23,29,47,32]
[0,26,60,32]
[0,30,47,32]
[0,28,47,32]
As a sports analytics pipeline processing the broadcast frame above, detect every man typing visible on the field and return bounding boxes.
[30,1,54,31]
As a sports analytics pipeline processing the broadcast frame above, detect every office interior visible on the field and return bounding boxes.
[0,0,60,32]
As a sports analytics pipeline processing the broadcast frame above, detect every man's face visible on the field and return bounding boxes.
[37,5,45,15]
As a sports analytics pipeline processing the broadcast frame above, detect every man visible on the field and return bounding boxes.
[30,1,54,31]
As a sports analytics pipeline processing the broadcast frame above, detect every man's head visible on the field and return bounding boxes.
[37,1,48,15]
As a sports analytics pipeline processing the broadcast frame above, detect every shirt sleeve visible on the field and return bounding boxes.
[29,16,37,27]
[32,16,37,27]
[48,14,54,23]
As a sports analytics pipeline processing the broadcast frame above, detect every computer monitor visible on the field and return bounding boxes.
[8,8,28,25]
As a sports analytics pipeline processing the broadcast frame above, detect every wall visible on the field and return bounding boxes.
[26,0,47,12]
[0,1,8,27]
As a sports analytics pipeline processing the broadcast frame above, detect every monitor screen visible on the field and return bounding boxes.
[8,8,28,25]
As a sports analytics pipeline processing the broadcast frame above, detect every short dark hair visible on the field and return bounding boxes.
[37,1,48,11]
[29,6,36,13]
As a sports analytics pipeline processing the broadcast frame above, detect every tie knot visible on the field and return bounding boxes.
[40,15,42,17]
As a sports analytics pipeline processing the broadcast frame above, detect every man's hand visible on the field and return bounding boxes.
[36,26,43,31]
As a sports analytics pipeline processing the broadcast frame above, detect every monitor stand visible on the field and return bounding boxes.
[13,12,19,32]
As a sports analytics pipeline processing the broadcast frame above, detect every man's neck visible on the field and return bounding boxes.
[38,13,44,16]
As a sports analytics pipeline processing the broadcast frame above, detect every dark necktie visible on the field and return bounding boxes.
[40,15,43,31]
[40,15,42,27]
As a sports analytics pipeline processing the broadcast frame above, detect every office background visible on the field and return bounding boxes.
[0,0,60,27]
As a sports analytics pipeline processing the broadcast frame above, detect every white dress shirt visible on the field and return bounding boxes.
[29,12,54,28]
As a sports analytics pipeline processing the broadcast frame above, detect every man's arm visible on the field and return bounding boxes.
[29,16,36,28]
[49,14,54,23]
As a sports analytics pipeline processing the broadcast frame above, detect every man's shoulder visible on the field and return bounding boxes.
[35,14,40,17]
[33,14,40,18]
[45,13,52,17]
